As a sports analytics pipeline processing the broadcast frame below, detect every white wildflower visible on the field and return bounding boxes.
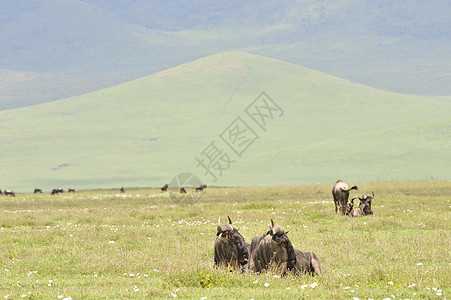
[310,282,318,288]
[264,282,270,287]
[387,281,393,285]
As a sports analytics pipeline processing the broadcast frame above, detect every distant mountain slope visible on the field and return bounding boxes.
[1,52,450,191]
[0,0,450,110]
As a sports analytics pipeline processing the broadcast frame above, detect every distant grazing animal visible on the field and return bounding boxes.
[180,187,186,193]
[120,187,125,193]
[68,188,75,193]
[214,216,250,271]
[51,187,64,195]
[332,180,358,214]
[0,189,3,195]
[346,192,374,217]
[249,219,321,276]
[4,189,16,197]
[34,188,43,193]
[196,184,207,191]
[161,184,169,192]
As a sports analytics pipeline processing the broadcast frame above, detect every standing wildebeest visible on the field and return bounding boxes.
[120,187,125,193]
[346,192,374,217]
[0,189,3,195]
[332,180,358,214]
[196,184,207,191]
[249,220,321,276]
[34,188,43,193]
[214,216,250,271]
[51,187,64,195]
[180,187,186,193]
[68,188,75,193]
[161,184,169,192]
[4,189,16,197]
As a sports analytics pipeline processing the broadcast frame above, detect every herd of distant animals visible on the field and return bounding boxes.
[0,180,372,218]
[1,179,373,275]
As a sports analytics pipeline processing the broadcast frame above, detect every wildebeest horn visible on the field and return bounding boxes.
[227,215,232,224]
[372,191,375,197]
[217,217,221,232]
[271,219,275,228]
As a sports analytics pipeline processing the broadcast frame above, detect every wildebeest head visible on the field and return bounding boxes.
[267,219,297,271]
[359,192,374,214]
[215,216,249,268]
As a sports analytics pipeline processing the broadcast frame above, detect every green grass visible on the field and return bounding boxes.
[1,52,451,192]
[0,181,449,298]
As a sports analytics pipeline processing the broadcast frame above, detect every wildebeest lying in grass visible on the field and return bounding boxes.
[161,184,168,192]
[196,184,207,191]
[214,216,250,272]
[332,180,358,215]
[34,188,43,193]
[51,187,64,195]
[68,187,75,192]
[180,187,186,193]
[346,192,374,217]
[248,219,321,276]
[4,189,16,197]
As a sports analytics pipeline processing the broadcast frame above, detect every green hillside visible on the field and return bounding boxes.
[1,52,450,192]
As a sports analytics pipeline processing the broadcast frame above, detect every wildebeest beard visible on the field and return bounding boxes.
[217,229,249,266]
[272,233,296,271]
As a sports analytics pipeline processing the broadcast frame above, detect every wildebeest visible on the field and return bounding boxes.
[120,187,125,193]
[161,184,169,192]
[68,187,75,193]
[4,189,16,197]
[0,189,3,195]
[34,188,43,193]
[180,187,187,193]
[249,220,321,276]
[214,216,250,271]
[346,192,374,217]
[196,184,207,191]
[332,180,358,214]
[51,187,64,195]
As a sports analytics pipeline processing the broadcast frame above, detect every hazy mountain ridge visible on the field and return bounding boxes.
[0,0,450,111]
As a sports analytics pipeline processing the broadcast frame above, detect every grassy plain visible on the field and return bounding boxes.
[0,180,449,299]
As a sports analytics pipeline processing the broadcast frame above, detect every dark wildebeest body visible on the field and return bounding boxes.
[0,189,3,195]
[68,188,75,193]
[51,187,64,195]
[180,187,186,193]
[120,187,125,193]
[196,184,207,191]
[332,180,358,214]
[161,184,168,192]
[249,220,321,276]
[214,216,250,272]
[248,220,297,275]
[34,188,43,193]
[4,189,16,197]
[347,193,374,217]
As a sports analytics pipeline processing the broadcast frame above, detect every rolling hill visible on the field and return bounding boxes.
[1,52,450,192]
